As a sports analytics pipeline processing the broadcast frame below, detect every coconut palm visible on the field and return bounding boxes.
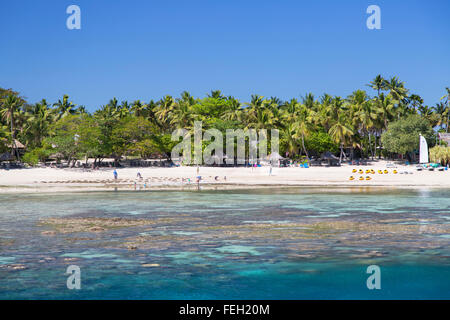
[222,97,243,122]
[348,90,376,158]
[292,108,310,158]
[170,95,194,129]
[440,87,450,132]
[0,94,23,159]
[53,94,76,120]
[418,105,437,126]
[113,101,130,119]
[280,122,299,157]
[77,106,88,114]
[368,74,387,97]
[25,99,53,147]
[430,146,450,166]
[328,114,354,164]
[434,102,449,132]
[385,76,409,105]
[408,94,423,112]
[374,93,395,130]
[154,95,176,132]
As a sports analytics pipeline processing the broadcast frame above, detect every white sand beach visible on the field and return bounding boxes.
[0,161,449,193]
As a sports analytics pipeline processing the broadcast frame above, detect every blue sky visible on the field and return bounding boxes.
[1,0,449,111]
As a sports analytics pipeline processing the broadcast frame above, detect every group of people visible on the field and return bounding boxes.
[112,169,227,188]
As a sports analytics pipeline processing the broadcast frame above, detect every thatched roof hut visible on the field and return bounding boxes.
[439,133,450,145]
[7,139,25,149]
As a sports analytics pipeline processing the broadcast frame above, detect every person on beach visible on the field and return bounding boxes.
[113,169,118,180]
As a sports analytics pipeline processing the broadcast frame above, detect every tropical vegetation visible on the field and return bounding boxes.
[0,76,448,166]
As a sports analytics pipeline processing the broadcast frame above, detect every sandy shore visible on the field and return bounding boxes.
[0,160,449,193]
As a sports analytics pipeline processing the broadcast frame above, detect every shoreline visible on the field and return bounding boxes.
[1,185,450,195]
[0,163,449,193]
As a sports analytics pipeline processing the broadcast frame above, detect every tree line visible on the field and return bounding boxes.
[0,75,449,166]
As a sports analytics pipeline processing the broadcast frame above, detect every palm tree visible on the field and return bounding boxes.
[440,87,450,132]
[0,94,23,159]
[170,95,194,129]
[208,90,224,99]
[348,90,375,158]
[293,111,310,158]
[408,94,423,112]
[53,94,76,120]
[374,93,395,130]
[434,102,449,132]
[77,105,88,114]
[281,99,300,122]
[26,99,53,147]
[246,95,271,129]
[368,75,387,97]
[154,95,176,132]
[222,97,242,122]
[130,100,146,117]
[329,114,353,164]
[302,93,316,110]
[280,122,299,158]
[418,105,436,125]
[385,76,409,105]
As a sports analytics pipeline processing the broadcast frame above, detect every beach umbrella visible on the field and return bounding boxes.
[320,151,339,160]
[268,152,284,160]
[6,139,25,149]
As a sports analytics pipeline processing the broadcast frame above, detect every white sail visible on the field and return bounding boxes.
[419,135,429,164]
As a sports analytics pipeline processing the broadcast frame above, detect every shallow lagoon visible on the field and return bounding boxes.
[0,188,449,299]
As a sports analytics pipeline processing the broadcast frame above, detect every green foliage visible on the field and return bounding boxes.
[22,152,39,166]
[1,80,449,163]
[22,144,53,166]
[152,134,178,158]
[381,115,434,155]
[111,117,158,158]
[45,114,101,162]
[429,146,450,165]
[305,131,338,155]
[0,125,9,153]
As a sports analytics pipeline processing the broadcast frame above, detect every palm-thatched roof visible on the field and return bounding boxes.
[320,151,339,160]
[439,133,450,145]
[7,139,25,149]
[268,152,284,160]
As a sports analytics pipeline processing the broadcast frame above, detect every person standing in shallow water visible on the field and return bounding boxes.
[113,169,118,180]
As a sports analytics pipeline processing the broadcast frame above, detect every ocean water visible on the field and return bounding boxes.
[0,187,449,299]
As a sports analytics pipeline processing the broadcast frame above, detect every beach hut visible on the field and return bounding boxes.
[7,139,25,150]
[438,133,450,145]
[268,152,284,167]
[320,151,340,166]
[6,139,26,159]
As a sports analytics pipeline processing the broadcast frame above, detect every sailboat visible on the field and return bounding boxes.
[419,135,429,164]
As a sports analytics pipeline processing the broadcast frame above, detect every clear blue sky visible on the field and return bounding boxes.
[1,0,449,111]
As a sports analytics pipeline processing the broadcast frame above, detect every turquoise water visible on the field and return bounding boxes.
[0,188,449,299]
